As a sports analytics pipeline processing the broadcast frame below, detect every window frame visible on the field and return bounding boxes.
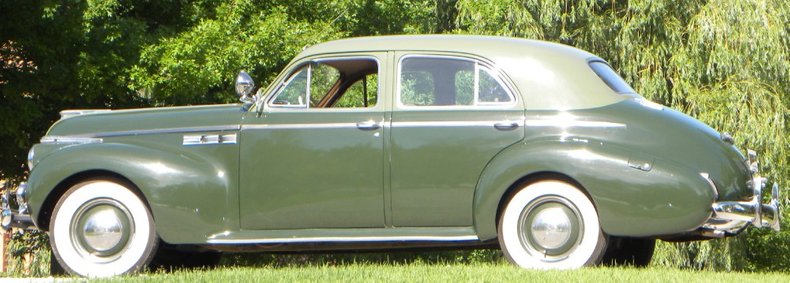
[265,55,383,112]
[395,54,518,110]
[587,60,636,95]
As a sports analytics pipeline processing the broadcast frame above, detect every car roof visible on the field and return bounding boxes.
[296,35,630,110]
[301,35,591,60]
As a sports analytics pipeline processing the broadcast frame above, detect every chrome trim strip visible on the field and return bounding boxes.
[242,123,359,130]
[60,109,112,118]
[94,125,241,137]
[183,134,237,146]
[524,120,626,128]
[40,136,103,144]
[207,235,479,244]
[243,121,525,130]
[392,121,522,128]
[40,125,241,141]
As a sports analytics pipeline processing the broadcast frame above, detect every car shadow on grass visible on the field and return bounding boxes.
[217,249,505,268]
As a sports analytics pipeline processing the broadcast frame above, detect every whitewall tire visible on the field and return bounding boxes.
[498,180,606,269]
[49,179,158,277]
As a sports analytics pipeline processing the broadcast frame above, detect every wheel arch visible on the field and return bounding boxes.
[472,141,598,241]
[493,171,592,234]
[36,170,144,231]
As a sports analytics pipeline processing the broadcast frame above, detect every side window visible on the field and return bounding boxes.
[271,66,309,107]
[270,57,379,109]
[335,74,378,108]
[478,68,511,104]
[309,63,341,107]
[399,57,513,107]
[400,70,436,106]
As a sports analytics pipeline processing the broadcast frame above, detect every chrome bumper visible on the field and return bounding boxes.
[1,181,35,231]
[705,179,781,235]
[703,150,781,236]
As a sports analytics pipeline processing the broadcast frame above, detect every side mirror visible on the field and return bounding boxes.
[235,71,256,103]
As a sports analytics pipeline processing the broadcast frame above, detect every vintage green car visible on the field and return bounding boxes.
[1,35,781,277]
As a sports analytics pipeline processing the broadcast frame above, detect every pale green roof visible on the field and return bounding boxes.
[296,35,630,110]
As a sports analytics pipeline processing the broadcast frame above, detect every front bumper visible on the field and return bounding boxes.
[1,181,35,231]
[703,151,781,236]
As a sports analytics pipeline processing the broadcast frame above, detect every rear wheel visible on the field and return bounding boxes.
[49,179,158,277]
[498,180,607,269]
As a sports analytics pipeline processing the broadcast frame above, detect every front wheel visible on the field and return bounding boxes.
[498,180,607,269]
[49,179,159,277]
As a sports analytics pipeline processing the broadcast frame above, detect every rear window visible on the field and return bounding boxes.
[589,61,636,94]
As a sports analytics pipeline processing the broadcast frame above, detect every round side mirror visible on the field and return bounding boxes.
[235,71,256,103]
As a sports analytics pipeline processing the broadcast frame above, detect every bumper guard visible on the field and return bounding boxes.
[703,150,781,236]
[1,181,35,231]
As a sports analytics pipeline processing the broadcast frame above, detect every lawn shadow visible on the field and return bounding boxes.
[218,248,505,268]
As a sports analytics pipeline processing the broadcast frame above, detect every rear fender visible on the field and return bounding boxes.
[473,140,714,240]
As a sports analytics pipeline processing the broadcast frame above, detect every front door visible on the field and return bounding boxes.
[239,55,387,229]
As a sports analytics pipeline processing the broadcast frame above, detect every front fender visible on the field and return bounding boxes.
[473,139,715,241]
[27,142,239,243]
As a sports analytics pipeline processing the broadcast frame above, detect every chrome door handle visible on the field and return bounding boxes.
[494,121,520,131]
[356,121,381,131]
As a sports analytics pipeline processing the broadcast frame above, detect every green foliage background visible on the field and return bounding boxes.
[1,0,787,275]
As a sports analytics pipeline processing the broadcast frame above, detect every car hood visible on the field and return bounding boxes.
[45,104,244,137]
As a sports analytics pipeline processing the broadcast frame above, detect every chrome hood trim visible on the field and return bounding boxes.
[60,109,113,119]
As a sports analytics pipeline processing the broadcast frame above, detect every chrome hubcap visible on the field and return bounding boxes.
[530,205,573,249]
[71,199,134,261]
[518,196,583,260]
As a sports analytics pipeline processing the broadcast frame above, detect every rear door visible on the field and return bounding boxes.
[389,54,525,227]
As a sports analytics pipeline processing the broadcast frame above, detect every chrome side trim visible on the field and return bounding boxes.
[94,125,241,137]
[242,121,524,130]
[40,136,103,144]
[183,134,237,146]
[242,123,359,130]
[525,119,626,128]
[40,125,241,141]
[206,235,480,244]
[392,120,523,128]
[60,109,112,118]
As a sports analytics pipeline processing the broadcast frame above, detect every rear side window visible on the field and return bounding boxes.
[589,61,636,94]
[399,56,514,107]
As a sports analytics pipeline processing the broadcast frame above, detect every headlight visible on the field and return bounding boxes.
[27,148,34,170]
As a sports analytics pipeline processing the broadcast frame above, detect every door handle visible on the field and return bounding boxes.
[356,121,381,131]
[494,121,520,131]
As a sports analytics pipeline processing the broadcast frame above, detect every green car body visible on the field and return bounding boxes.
[2,35,780,275]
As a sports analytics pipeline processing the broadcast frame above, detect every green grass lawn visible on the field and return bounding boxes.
[97,263,788,283]
[78,251,788,283]
[5,250,787,281]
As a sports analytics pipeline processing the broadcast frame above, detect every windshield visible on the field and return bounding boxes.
[589,61,636,94]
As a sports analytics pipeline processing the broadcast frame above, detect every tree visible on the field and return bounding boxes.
[456,0,788,271]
